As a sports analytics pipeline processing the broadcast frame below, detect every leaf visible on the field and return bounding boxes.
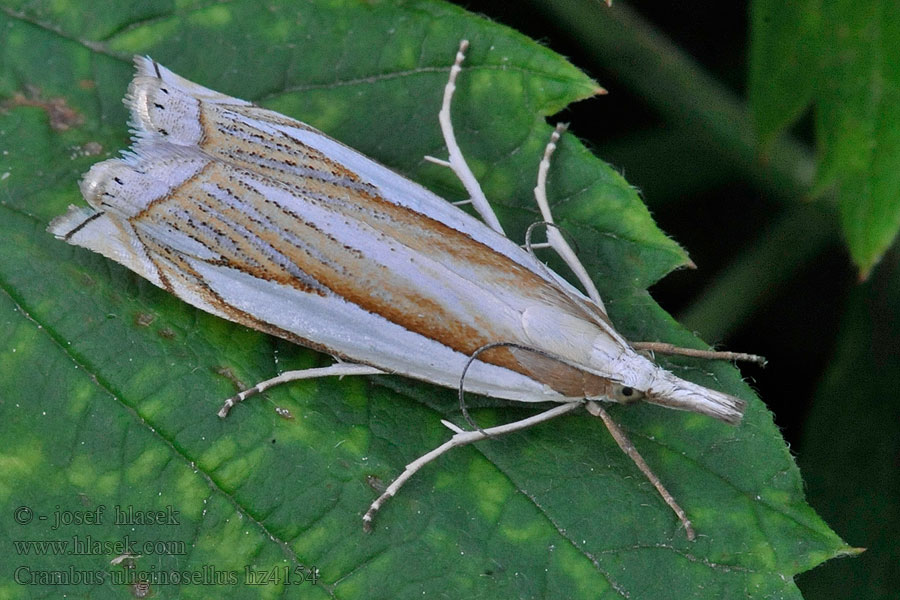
[795,247,899,599]
[0,1,847,598]
[748,0,822,150]
[749,0,900,277]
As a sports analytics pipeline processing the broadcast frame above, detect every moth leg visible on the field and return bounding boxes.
[423,40,506,235]
[585,401,696,541]
[217,364,384,418]
[532,124,606,312]
[630,342,766,366]
[363,402,582,531]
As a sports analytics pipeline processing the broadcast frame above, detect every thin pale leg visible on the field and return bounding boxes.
[531,126,763,367]
[427,41,604,310]
[424,40,506,235]
[585,401,695,540]
[532,123,606,312]
[630,342,766,365]
[363,402,582,531]
[531,128,764,366]
[217,364,385,418]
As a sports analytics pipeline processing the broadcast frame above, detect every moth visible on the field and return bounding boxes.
[49,41,760,540]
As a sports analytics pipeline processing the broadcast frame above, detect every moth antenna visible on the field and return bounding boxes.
[630,342,767,366]
[457,344,491,434]
[524,220,583,257]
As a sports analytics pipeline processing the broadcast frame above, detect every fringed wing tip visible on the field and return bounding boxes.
[47,205,98,240]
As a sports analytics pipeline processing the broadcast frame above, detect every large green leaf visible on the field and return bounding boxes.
[0,1,847,598]
[749,0,900,278]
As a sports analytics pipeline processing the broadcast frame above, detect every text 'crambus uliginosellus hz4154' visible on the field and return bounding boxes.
[50,41,763,540]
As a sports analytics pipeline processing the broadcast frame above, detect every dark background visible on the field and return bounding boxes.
[449,1,896,598]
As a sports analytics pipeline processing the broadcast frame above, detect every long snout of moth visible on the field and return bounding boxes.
[641,370,747,425]
[465,315,747,425]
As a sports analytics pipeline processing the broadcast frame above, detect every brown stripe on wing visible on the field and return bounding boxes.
[509,346,614,398]
[212,103,617,333]
[201,104,366,187]
[194,97,612,330]
[134,227,350,360]
[201,104,593,313]
[133,160,328,296]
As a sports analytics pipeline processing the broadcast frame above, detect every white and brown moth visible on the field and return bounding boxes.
[50,41,760,540]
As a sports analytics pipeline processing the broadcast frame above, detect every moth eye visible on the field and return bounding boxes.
[611,384,643,404]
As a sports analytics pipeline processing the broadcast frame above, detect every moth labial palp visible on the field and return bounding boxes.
[48,39,764,542]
